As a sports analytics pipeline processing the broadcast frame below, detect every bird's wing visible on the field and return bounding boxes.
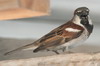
[4,22,84,55]
[33,27,84,52]
[4,24,66,55]
[33,36,64,52]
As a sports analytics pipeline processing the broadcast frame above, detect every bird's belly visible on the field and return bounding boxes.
[63,29,89,49]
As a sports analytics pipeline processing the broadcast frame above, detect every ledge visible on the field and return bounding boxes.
[0,53,100,66]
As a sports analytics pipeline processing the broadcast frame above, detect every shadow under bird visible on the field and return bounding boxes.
[4,7,93,55]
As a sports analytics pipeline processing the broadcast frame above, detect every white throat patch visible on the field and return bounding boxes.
[72,15,84,27]
[65,28,81,32]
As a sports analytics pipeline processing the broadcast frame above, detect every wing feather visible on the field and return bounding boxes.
[33,29,83,52]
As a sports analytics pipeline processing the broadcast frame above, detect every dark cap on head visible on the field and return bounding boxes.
[74,7,90,18]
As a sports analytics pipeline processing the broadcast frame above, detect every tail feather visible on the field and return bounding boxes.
[4,47,22,55]
[4,43,37,56]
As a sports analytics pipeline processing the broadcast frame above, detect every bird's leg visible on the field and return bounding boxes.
[52,50,60,54]
[65,46,74,54]
[62,47,66,52]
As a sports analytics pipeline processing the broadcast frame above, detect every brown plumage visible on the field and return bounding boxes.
[33,22,84,52]
[4,7,93,55]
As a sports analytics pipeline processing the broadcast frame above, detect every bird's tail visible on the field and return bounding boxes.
[4,43,38,56]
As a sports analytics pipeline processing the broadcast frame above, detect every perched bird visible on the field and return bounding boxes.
[4,7,93,55]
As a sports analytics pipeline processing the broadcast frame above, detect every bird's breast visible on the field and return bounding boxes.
[63,28,89,48]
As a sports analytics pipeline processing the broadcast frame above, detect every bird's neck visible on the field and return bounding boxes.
[72,15,93,27]
[72,15,93,34]
[72,15,84,27]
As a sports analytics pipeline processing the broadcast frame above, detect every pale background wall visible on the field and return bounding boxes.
[0,0,100,60]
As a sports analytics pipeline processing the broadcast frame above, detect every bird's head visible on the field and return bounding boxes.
[72,7,93,34]
[74,7,89,19]
[72,7,92,27]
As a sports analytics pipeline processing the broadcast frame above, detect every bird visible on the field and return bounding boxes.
[4,7,93,55]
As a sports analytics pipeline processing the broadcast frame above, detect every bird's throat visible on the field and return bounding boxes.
[81,16,93,35]
[81,16,89,25]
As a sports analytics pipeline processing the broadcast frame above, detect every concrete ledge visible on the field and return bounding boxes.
[0,53,100,66]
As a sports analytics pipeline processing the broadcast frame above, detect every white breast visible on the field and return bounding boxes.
[63,15,90,49]
[63,28,89,50]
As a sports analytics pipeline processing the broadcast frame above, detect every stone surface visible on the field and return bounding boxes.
[0,53,100,66]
